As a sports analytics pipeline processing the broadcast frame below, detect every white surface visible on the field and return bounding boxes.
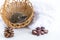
[0,0,60,40]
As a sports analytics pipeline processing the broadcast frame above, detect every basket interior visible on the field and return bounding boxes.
[4,1,33,23]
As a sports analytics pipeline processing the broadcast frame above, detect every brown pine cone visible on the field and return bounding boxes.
[4,27,14,38]
[32,27,48,36]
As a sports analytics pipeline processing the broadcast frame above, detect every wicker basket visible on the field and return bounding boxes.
[1,0,34,28]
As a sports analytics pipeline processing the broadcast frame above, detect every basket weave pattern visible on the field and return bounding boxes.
[1,0,34,28]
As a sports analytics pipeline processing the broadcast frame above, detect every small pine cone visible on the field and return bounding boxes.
[4,27,14,38]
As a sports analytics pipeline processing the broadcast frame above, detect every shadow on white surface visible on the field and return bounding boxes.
[0,0,60,40]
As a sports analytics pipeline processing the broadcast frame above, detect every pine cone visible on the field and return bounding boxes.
[4,27,14,38]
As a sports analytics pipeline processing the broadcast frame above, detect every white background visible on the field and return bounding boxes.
[0,0,60,40]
